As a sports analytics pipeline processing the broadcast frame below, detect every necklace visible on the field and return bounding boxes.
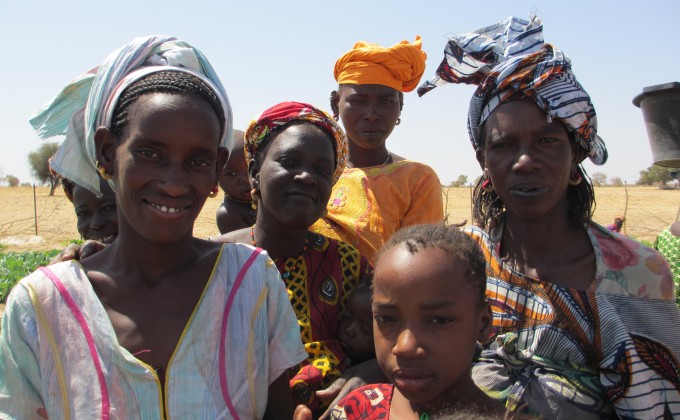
[382,151,393,165]
[224,193,253,205]
[250,225,309,280]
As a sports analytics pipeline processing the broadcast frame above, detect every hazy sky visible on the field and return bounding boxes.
[2,0,679,185]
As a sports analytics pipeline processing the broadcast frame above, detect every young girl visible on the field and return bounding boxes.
[62,174,118,244]
[215,129,257,233]
[1,35,306,418]
[329,224,504,419]
[312,37,444,265]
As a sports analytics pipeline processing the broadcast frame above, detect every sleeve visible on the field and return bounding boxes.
[0,282,46,418]
[263,256,307,384]
[402,164,444,227]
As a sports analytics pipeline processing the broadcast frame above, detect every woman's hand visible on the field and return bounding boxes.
[49,240,107,264]
[316,358,385,419]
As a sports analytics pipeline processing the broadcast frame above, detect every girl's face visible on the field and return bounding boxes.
[372,245,490,407]
[99,92,225,243]
[479,99,576,222]
[219,140,251,202]
[251,123,335,230]
[72,177,118,244]
[335,84,401,150]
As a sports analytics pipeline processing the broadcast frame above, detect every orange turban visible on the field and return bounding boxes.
[334,36,427,93]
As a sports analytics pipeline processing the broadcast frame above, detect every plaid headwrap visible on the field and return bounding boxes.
[418,16,607,165]
[245,102,348,184]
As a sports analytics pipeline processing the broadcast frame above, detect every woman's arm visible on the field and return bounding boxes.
[263,372,294,420]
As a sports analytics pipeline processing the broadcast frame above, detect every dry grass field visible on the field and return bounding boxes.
[0,185,678,253]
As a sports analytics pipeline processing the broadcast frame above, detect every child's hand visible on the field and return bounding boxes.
[293,405,312,420]
[316,358,385,419]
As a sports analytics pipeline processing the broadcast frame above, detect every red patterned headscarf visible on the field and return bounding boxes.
[244,102,348,184]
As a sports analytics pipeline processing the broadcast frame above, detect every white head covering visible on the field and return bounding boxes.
[30,35,233,196]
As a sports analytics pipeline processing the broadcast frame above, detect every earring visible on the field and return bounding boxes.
[333,114,339,122]
[208,185,219,198]
[250,188,259,210]
[322,208,328,217]
[569,172,583,186]
[395,117,401,126]
[96,160,112,180]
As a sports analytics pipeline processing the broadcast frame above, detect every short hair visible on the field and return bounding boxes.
[110,70,225,138]
[473,130,596,231]
[376,223,487,305]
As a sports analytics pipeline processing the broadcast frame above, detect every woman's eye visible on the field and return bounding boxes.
[317,166,333,177]
[279,157,295,167]
[429,317,453,325]
[138,149,159,159]
[374,315,395,325]
[539,137,559,144]
[76,211,90,218]
[102,205,117,213]
[226,171,237,176]
[190,159,210,167]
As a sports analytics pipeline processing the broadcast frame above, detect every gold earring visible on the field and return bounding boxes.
[395,117,401,126]
[96,160,112,180]
[250,188,259,210]
[569,173,583,186]
[208,185,219,198]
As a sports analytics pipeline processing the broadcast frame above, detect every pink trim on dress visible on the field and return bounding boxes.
[39,267,111,420]
[219,248,263,419]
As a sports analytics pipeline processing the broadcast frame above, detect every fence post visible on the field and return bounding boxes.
[623,181,629,236]
[33,184,38,235]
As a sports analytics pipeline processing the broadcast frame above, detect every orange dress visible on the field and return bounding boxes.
[313,160,443,264]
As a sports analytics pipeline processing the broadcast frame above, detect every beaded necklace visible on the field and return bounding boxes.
[224,193,254,206]
[250,225,308,280]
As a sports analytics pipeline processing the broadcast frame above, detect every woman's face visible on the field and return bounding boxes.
[101,92,225,243]
[479,99,576,222]
[252,123,335,230]
[335,84,401,150]
[72,177,118,244]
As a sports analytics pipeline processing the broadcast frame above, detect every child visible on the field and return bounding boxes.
[62,175,118,244]
[329,224,504,419]
[337,273,375,366]
[215,129,257,233]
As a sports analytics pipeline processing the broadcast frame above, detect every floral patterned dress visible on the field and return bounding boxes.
[465,222,680,419]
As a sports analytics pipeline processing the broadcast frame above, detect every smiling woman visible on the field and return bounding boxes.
[1,36,306,419]
[216,101,371,413]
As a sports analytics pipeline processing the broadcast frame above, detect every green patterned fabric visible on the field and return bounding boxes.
[655,226,680,305]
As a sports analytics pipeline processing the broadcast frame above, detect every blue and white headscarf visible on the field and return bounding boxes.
[418,16,607,166]
[30,35,233,196]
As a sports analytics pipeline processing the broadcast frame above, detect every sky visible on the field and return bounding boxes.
[1,0,679,186]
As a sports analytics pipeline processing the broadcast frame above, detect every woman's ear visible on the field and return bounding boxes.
[95,127,117,175]
[477,301,493,342]
[475,149,487,171]
[330,89,340,116]
[248,158,260,193]
[216,148,229,179]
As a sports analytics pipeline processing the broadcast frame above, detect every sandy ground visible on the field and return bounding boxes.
[0,185,678,254]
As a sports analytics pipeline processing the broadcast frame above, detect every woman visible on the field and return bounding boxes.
[1,36,305,418]
[419,16,680,419]
[217,101,371,412]
[312,37,444,265]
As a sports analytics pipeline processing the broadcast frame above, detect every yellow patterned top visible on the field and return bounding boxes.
[313,160,443,265]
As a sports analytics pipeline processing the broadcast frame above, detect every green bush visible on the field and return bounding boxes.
[0,250,60,303]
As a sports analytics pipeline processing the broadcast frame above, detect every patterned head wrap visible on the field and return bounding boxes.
[417,16,607,165]
[244,101,348,184]
[29,35,233,196]
[334,36,427,93]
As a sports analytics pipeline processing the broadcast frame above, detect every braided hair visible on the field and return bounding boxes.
[375,223,487,307]
[110,70,225,138]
